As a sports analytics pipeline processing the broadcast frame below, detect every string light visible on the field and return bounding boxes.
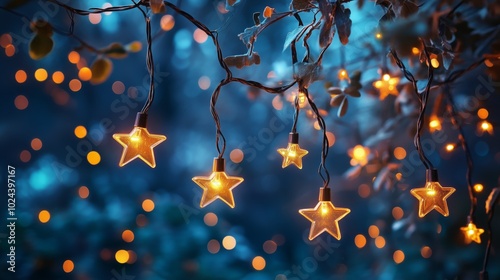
[338,69,349,80]
[445,143,455,152]
[478,120,493,135]
[113,113,166,168]
[192,158,244,208]
[299,188,350,240]
[349,145,370,166]
[461,221,484,244]
[372,73,399,100]
[410,169,455,217]
[428,115,442,132]
[277,132,308,169]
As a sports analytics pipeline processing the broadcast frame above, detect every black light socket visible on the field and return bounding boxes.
[212,157,225,172]
[426,169,439,182]
[289,132,299,144]
[318,187,331,202]
[134,113,148,128]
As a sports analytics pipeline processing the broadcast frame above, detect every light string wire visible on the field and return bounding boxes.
[444,86,476,221]
[303,86,330,189]
[481,197,496,279]
[135,2,155,114]
[390,43,434,170]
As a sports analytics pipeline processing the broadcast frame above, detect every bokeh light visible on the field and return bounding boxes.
[115,250,129,264]
[31,138,42,151]
[203,212,218,226]
[142,199,155,212]
[354,234,367,248]
[263,240,277,254]
[14,95,29,110]
[74,125,87,138]
[34,68,48,82]
[122,230,135,243]
[222,236,236,250]
[78,186,90,199]
[39,210,51,223]
[252,256,266,271]
[207,239,220,254]
[15,70,27,83]
[87,151,101,165]
[62,260,74,273]
[393,250,405,264]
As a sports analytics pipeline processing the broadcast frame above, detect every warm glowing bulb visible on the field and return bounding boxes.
[429,115,442,132]
[112,113,166,168]
[445,144,455,152]
[192,158,244,208]
[375,32,382,39]
[473,184,483,193]
[461,222,484,244]
[298,92,308,108]
[277,133,308,169]
[478,120,493,135]
[373,74,399,100]
[410,170,455,218]
[299,188,350,240]
[338,69,349,80]
[349,145,370,166]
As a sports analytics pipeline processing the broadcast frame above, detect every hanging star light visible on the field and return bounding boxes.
[373,73,399,100]
[277,132,308,169]
[461,221,484,244]
[299,187,351,240]
[192,158,244,208]
[113,113,166,168]
[410,169,456,217]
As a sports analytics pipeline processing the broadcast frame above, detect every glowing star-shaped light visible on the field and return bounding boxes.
[113,126,166,168]
[299,188,350,240]
[277,143,308,169]
[192,158,243,208]
[410,170,455,217]
[461,222,484,244]
[373,74,399,100]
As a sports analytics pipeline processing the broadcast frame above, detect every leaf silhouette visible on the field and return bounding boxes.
[330,94,345,106]
[400,0,419,18]
[283,25,307,51]
[90,58,113,85]
[103,43,128,59]
[335,5,352,45]
[29,35,53,60]
[338,95,349,117]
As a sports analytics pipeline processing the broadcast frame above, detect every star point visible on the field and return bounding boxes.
[461,222,484,244]
[299,201,350,240]
[277,143,308,169]
[192,167,243,208]
[410,181,455,218]
[113,126,166,168]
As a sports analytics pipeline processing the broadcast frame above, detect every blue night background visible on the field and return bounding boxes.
[1,0,500,279]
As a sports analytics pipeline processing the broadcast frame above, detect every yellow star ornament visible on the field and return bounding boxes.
[410,169,455,218]
[373,73,399,100]
[192,158,244,208]
[277,133,308,169]
[113,113,166,168]
[299,188,350,240]
[461,222,484,244]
